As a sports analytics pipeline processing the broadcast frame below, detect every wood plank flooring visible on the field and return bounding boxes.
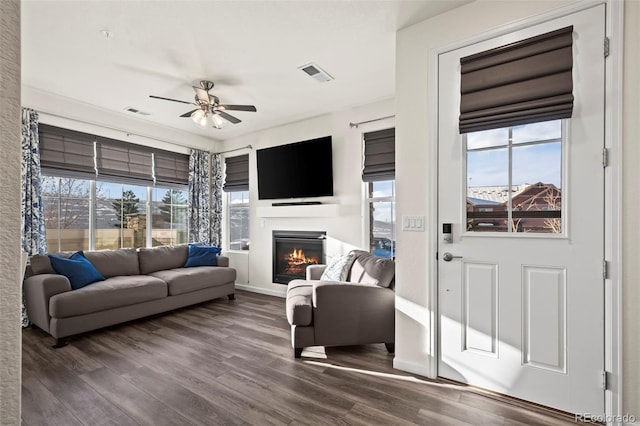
[22,291,578,425]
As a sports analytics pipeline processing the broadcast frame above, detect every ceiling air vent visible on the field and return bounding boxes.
[299,63,334,83]
[124,107,151,116]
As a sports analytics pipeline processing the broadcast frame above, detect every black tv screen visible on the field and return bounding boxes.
[256,136,333,200]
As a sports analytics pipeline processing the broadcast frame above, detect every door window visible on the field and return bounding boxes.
[466,120,563,234]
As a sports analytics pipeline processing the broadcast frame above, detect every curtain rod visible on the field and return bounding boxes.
[349,115,395,128]
[212,145,253,155]
[36,109,210,151]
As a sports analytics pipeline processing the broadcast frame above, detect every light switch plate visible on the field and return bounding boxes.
[402,215,425,232]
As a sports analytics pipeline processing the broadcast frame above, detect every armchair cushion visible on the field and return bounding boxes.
[286,280,314,326]
[347,250,395,288]
[319,254,351,281]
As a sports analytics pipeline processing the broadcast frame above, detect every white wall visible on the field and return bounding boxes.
[0,0,23,423]
[22,86,219,154]
[396,0,638,420]
[220,98,394,296]
[622,0,639,419]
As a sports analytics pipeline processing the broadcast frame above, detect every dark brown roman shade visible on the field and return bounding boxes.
[95,136,154,185]
[459,26,574,134]
[223,154,249,192]
[362,128,395,182]
[39,124,97,179]
[153,150,190,188]
[39,124,189,187]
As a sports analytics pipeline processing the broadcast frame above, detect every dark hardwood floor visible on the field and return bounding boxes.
[22,291,577,425]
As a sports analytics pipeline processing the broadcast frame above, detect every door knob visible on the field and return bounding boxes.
[442,252,463,262]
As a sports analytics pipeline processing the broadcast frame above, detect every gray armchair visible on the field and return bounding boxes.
[285,250,395,358]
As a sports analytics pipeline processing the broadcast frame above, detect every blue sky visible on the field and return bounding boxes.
[467,120,562,188]
[467,142,561,187]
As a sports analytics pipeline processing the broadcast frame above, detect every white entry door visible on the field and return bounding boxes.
[437,5,605,415]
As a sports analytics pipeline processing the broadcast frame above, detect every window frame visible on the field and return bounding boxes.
[365,180,396,258]
[42,173,189,251]
[226,190,250,252]
[463,119,569,238]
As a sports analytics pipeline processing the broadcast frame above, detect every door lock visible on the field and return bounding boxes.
[443,223,453,243]
[442,252,463,262]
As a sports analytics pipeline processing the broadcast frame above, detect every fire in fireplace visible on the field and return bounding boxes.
[273,230,326,284]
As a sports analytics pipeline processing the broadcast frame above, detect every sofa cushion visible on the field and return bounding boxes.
[138,245,188,275]
[49,275,167,318]
[48,252,105,290]
[347,250,395,288]
[84,248,140,278]
[286,280,314,326]
[149,266,236,296]
[30,252,74,275]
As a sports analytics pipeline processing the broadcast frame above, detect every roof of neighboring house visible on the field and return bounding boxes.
[467,185,528,204]
[512,182,561,209]
[467,197,504,206]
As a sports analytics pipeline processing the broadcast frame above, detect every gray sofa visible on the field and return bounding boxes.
[24,245,236,347]
[285,250,395,358]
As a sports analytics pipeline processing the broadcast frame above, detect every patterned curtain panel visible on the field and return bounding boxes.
[21,108,47,326]
[188,149,212,244]
[211,154,223,246]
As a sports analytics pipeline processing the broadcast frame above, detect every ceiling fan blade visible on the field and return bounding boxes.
[193,87,211,104]
[217,110,242,124]
[179,109,199,118]
[149,95,194,105]
[218,104,257,112]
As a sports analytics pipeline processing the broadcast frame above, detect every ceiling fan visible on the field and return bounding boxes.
[149,80,256,129]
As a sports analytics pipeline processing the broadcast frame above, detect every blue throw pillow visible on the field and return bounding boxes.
[48,251,105,290]
[184,244,221,267]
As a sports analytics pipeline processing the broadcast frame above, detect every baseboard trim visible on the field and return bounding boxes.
[393,358,432,378]
[235,284,286,298]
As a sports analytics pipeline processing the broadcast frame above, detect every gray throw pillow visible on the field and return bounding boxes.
[320,254,350,281]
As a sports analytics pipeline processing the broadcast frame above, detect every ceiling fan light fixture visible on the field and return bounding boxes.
[211,113,225,129]
[190,109,206,124]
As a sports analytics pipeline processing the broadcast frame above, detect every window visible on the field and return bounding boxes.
[42,176,91,252]
[224,154,250,251]
[228,190,250,251]
[43,174,188,251]
[38,124,191,251]
[362,127,395,258]
[367,181,395,258]
[151,188,188,247]
[96,182,148,249]
[466,120,563,233]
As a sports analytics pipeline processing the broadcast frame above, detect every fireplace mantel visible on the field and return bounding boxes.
[256,203,340,218]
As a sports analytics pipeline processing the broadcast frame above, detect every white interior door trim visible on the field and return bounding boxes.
[426,0,623,419]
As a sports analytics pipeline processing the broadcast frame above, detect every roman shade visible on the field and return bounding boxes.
[39,124,96,179]
[362,128,395,182]
[153,150,190,187]
[38,124,189,186]
[459,26,574,134]
[95,136,154,185]
[223,154,249,192]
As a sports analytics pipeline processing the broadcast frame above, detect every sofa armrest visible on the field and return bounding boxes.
[307,264,326,280]
[217,255,229,267]
[311,282,395,346]
[24,274,72,332]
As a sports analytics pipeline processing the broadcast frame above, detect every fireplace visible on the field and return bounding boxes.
[273,230,326,284]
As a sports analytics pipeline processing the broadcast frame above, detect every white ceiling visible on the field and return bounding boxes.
[22,0,470,142]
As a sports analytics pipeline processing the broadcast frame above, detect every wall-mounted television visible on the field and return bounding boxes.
[256,136,333,200]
